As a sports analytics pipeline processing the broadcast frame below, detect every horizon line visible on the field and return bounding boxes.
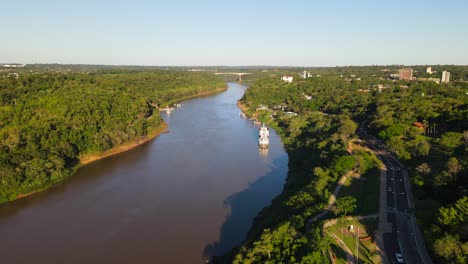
[2,62,468,68]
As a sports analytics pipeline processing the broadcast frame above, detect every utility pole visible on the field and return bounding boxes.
[356,222,359,264]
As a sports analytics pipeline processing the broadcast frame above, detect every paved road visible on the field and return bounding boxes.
[359,127,433,264]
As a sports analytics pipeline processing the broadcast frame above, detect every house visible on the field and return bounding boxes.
[256,105,268,111]
[413,122,425,129]
[300,71,312,78]
[281,76,293,83]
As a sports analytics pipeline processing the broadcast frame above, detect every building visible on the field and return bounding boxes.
[413,122,425,129]
[399,68,413,81]
[389,73,399,79]
[281,76,293,83]
[426,67,433,74]
[441,71,450,83]
[300,71,312,79]
[416,77,441,84]
[1,64,25,68]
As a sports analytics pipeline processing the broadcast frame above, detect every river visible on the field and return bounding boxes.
[0,82,288,263]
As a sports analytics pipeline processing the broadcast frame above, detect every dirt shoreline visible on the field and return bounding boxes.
[80,86,227,165]
[237,100,249,113]
[79,121,169,165]
[13,86,227,202]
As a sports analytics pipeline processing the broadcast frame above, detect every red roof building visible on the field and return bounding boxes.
[413,122,425,129]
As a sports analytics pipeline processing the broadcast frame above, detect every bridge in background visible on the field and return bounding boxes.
[214,72,252,81]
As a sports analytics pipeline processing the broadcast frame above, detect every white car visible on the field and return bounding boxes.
[395,253,404,263]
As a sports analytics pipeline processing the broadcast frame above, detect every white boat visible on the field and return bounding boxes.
[259,124,269,137]
[240,112,247,119]
[258,123,269,149]
[160,106,175,114]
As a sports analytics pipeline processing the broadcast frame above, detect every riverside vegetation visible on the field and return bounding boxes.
[0,67,225,204]
[226,67,467,263]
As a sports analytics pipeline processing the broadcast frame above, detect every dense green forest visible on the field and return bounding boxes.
[226,69,467,263]
[0,68,225,204]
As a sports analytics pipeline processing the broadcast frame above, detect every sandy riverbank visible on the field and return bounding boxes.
[237,100,249,113]
[13,86,228,202]
[80,86,228,165]
[79,121,169,165]
[12,122,169,202]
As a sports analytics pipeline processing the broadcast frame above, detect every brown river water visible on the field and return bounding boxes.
[0,82,288,263]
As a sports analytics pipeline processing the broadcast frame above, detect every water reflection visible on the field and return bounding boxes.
[203,154,287,258]
[259,148,269,158]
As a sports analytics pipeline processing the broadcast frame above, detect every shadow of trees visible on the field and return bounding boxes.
[202,155,288,260]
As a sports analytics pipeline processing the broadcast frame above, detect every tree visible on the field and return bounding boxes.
[439,132,463,153]
[438,197,468,227]
[386,136,410,159]
[433,234,468,264]
[378,123,405,140]
[335,196,357,242]
[463,130,468,147]
[312,167,332,197]
[0,70,226,203]
[446,157,462,181]
[333,156,356,176]
[416,163,431,177]
[415,140,430,157]
[433,171,452,186]
[438,207,460,227]
[413,175,424,187]
[338,118,357,141]
[251,229,274,261]
[335,196,357,217]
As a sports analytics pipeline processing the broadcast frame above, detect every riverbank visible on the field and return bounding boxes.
[79,121,169,165]
[226,99,379,262]
[81,86,227,165]
[11,85,227,203]
[0,82,291,264]
[237,100,249,113]
[8,122,169,203]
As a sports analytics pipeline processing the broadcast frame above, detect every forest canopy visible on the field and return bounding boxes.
[0,68,225,203]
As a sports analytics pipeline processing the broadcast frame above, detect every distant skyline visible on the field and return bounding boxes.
[2,0,468,66]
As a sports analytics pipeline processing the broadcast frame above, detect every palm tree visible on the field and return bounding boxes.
[416,163,431,177]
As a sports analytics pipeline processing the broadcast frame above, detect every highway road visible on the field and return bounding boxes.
[358,127,433,264]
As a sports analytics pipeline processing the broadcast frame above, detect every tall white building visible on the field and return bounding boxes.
[426,67,433,74]
[441,71,450,83]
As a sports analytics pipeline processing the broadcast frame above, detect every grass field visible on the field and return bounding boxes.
[338,167,381,215]
[327,218,380,263]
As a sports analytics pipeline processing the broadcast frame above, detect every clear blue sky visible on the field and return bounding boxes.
[1,0,468,66]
